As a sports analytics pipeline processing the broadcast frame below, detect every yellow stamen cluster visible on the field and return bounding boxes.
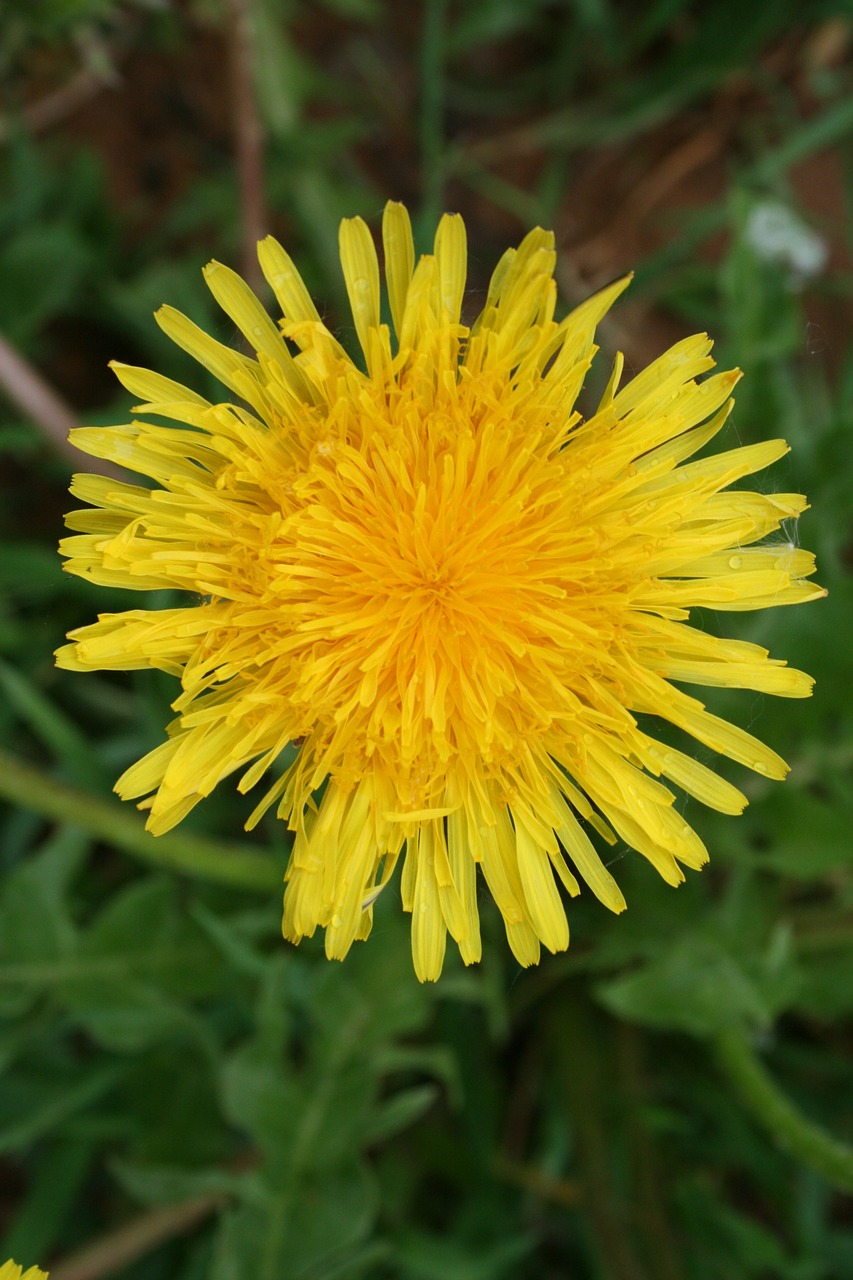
[56,202,823,979]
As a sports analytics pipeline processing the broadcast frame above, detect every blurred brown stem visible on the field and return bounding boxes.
[0,68,111,144]
[568,126,724,271]
[228,0,267,295]
[494,1154,581,1207]
[49,1192,227,1280]
[0,332,121,479]
[0,24,127,145]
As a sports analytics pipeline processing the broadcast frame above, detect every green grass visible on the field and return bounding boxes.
[1,1,853,1276]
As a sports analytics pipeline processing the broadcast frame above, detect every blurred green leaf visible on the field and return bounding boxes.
[0,1063,122,1154]
[110,1156,246,1207]
[208,1162,377,1280]
[0,1136,94,1264]
[0,659,108,789]
[596,932,790,1035]
[363,1083,439,1145]
[62,878,224,1051]
[0,829,83,1015]
[395,1229,535,1280]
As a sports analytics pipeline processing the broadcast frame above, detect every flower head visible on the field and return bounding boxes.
[57,202,823,979]
[0,1260,49,1280]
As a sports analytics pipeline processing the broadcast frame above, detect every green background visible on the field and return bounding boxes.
[1,1,852,1276]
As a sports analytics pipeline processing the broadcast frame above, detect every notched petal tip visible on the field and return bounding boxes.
[339,215,382,364]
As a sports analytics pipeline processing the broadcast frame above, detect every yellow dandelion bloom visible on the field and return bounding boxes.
[0,1260,49,1280]
[56,202,824,980]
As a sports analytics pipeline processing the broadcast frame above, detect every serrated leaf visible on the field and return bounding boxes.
[363,1083,438,1145]
[110,1156,247,1208]
[596,936,772,1035]
[208,1161,376,1280]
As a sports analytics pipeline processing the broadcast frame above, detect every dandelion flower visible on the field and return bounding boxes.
[0,1260,49,1280]
[56,202,823,980]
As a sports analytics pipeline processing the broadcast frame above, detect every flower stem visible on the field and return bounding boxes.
[227,0,267,297]
[713,1026,853,1193]
[0,750,281,892]
[0,331,121,479]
